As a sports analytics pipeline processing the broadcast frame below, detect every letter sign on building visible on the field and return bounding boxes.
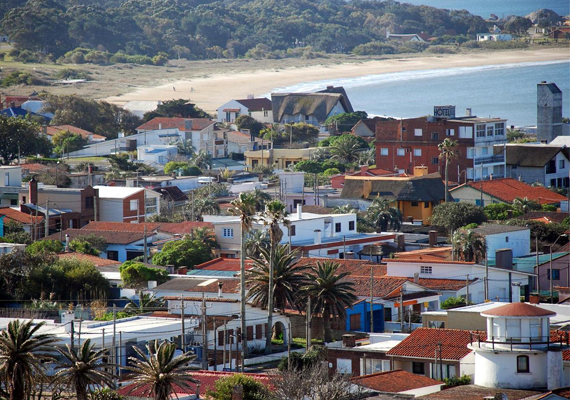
[434,106,456,119]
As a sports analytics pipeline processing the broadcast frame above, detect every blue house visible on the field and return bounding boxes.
[346,300,384,333]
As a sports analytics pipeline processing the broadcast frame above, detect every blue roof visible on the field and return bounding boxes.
[0,107,51,122]
[146,149,167,154]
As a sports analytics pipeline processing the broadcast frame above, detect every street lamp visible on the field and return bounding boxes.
[550,234,567,304]
[55,161,60,187]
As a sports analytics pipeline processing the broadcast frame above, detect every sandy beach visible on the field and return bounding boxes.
[105,48,569,113]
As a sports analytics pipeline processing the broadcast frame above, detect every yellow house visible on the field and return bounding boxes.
[340,168,446,225]
[244,147,318,170]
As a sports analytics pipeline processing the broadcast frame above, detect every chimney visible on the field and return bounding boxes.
[29,177,38,205]
[158,123,162,130]
[466,108,472,117]
[65,234,70,251]
[314,229,321,245]
[345,251,354,260]
[529,294,540,304]
[327,85,334,91]
[218,281,223,298]
[414,272,419,284]
[247,94,254,99]
[61,312,74,333]
[360,165,367,175]
[397,234,405,250]
[297,204,302,219]
[429,230,438,247]
[342,334,356,348]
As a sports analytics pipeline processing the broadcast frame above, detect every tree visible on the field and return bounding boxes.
[25,240,64,255]
[484,203,521,221]
[305,260,357,342]
[262,200,289,355]
[430,202,487,233]
[191,196,220,220]
[245,230,270,258]
[451,228,486,263]
[512,197,541,214]
[504,16,532,35]
[248,245,309,312]
[191,227,219,252]
[120,261,169,290]
[164,161,201,176]
[441,296,467,309]
[332,204,357,214]
[438,138,458,202]
[329,134,366,164]
[206,373,269,400]
[324,111,368,133]
[69,239,101,256]
[190,150,212,170]
[124,293,165,315]
[0,319,59,400]
[0,116,52,165]
[366,198,402,232]
[52,130,88,156]
[251,188,272,212]
[229,192,256,360]
[293,160,324,174]
[143,99,210,121]
[54,339,114,400]
[152,236,213,268]
[125,340,198,400]
[235,115,264,136]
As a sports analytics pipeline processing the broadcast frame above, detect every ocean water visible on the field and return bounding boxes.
[398,0,570,19]
[271,60,570,127]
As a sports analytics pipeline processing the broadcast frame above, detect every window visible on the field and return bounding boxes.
[517,356,529,373]
[560,160,565,169]
[145,197,157,215]
[4,172,9,186]
[107,250,119,261]
[10,198,17,206]
[487,125,494,136]
[130,199,138,211]
[459,126,473,139]
[495,123,505,136]
[530,319,542,340]
[380,148,389,156]
[223,228,234,238]
[411,201,419,207]
[467,147,475,159]
[446,128,454,136]
[482,146,489,155]
[420,266,432,274]
[431,132,439,140]
[506,319,521,341]
[548,269,560,280]
[289,225,296,236]
[255,324,263,339]
[397,148,405,156]
[432,157,439,165]
[424,201,430,208]
[414,128,423,137]
[547,159,556,174]
[429,321,445,328]
[305,114,310,121]
[335,222,341,232]
[349,221,355,231]
[412,362,425,375]
[247,326,254,341]
[84,196,94,209]
[414,149,422,156]
[476,124,486,138]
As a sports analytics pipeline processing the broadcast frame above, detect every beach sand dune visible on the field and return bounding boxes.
[105,48,569,113]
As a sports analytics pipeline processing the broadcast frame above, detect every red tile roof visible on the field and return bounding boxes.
[45,125,105,140]
[294,257,385,277]
[20,163,51,173]
[386,259,475,265]
[58,252,121,267]
[366,167,399,176]
[137,117,214,132]
[82,221,213,235]
[482,302,556,317]
[418,385,541,400]
[235,98,272,112]
[194,257,254,271]
[353,369,443,393]
[412,277,475,291]
[387,328,486,361]
[452,178,567,205]
[351,276,409,298]
[225,130,263,145]
[0,207,43,224]
[117,371,271,398]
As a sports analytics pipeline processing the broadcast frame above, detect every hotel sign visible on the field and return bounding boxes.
[434,106,456,119]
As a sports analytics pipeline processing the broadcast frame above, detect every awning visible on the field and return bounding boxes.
[0,193,19,200]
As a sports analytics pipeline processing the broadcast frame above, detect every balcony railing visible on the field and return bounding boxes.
[469,332,569,351]
[474,154,505,165]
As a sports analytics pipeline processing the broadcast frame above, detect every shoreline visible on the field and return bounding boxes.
[104,48,570,113]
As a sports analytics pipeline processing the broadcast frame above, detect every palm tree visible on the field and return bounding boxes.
[330,135,364,164]
[310,147,330,162]
[54,339,114,400]
[366,197,403,232]
[306,261,357,342]
[228,192,257,361]
[245,229,270,257]
[176,139,195,157]
[248,245,309,312]
[191,227,219,252]
[0,319,59,400]
[251,188,272,212]
[332,204,357,214]
[451,228,486,263]
[262,200,289,355]
[358,148,376,166]
[512,197,540,214]
[124,293,165,315]
[125,340,198,400]
[191,196,220,220]
[191,150,211,170]
[438,138,458,202]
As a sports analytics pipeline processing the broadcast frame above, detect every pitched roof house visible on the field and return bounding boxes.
[449,178,567,206]
[353,369,444,397]
[216,97,273,124]
[44,125,106,144]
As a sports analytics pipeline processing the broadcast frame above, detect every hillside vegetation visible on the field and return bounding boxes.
[1,0,489,62]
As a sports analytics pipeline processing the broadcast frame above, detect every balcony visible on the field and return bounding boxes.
[474,154,504,166]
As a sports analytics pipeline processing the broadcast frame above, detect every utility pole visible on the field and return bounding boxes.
[287,320,292,370]
[45,198,49,238]
[466,274,470,304]
[112,304,117,382]
[485,258,489,301]
[180,296,185,353]
[201,294,208,370]
[228,329,232,372]
[438,342,443,380]
[119,331,123,377]
[370,265,374,333]
[536,235,540,295]
[343,235,346,258]
[213,318,217,371]
[223,321,227,370]
[94,190,98,222]
[70,318,75,352]
[306,296,312,349]
[399,290,404,332]
[143,225,148,264]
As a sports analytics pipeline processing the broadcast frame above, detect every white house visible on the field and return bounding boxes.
[216,98,273,124]
[140,175,203,192]
[0,166,22,207]
[476,33,513,41]
[384,259,533,304]
[137,144,178,166]
[472,224,531,260]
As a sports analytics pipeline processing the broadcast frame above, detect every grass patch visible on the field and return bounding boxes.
[271,337,323,349]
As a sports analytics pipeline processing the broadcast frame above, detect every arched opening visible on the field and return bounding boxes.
[272,320,287,345]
